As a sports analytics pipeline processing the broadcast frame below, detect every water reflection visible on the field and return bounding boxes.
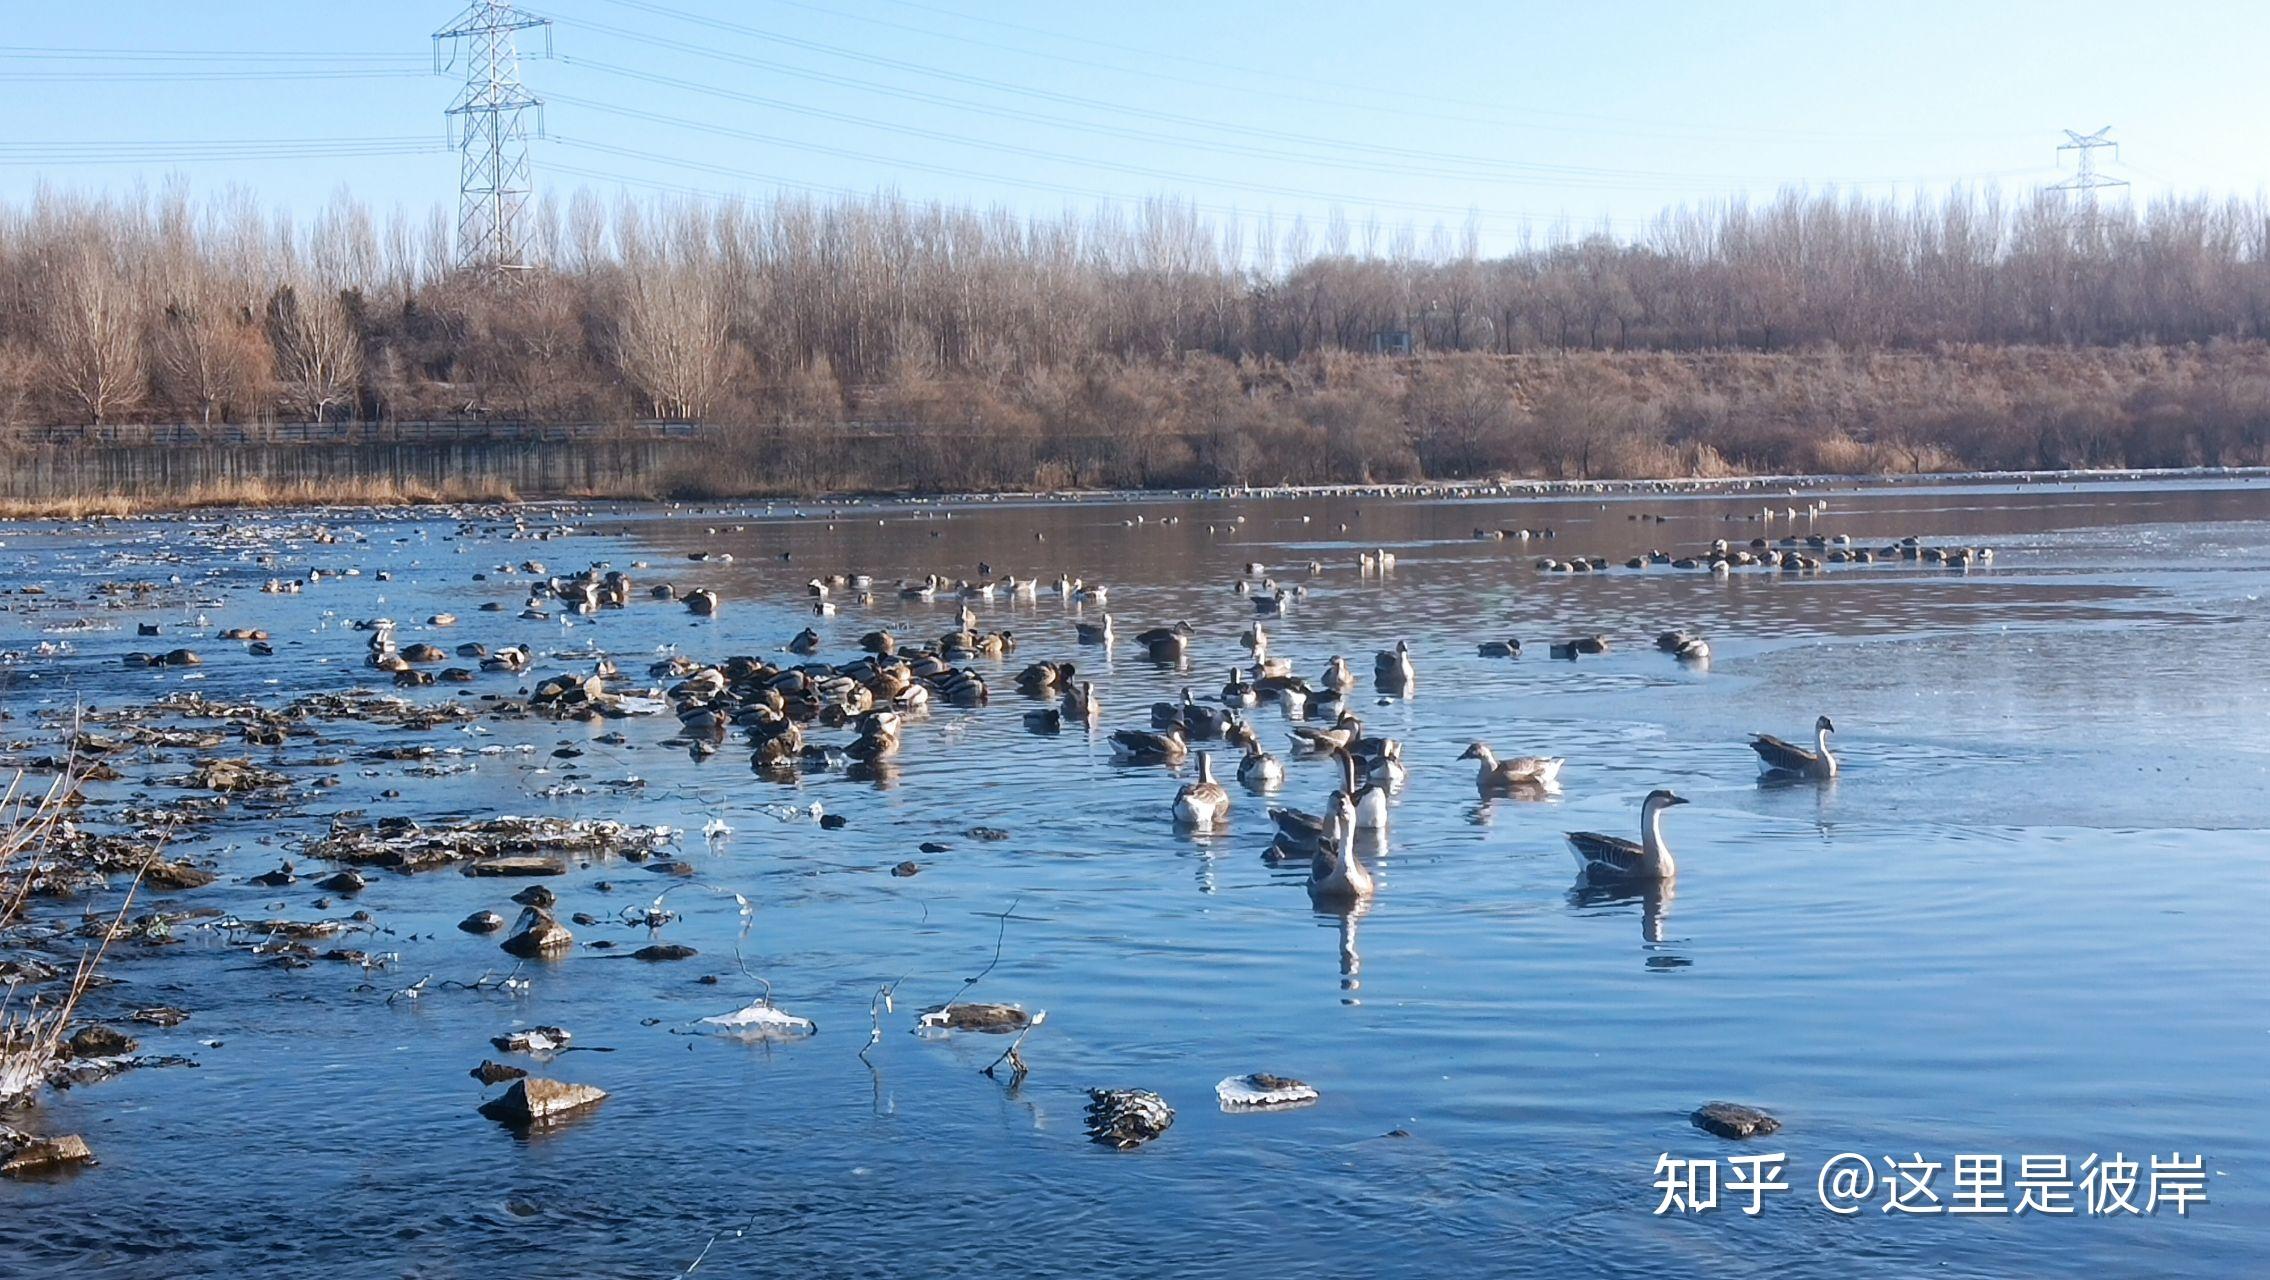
[1569,878,1680,953]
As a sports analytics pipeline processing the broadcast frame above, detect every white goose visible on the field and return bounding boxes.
[1307,798,1374,904]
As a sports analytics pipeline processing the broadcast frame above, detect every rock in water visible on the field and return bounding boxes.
[477,1077,607,1126]
[1085,1089,1174,1149]
[465,856,567,878]
[314,869,366,894]
[1,1134,96,1177]
[65,1026,137,1059]
[696,1001,817,1039]
[917,1003,1041,1033]
[471,1060,528,1086]
[500,907,573,958]
[1216,1073,1320,1110]
[458,910,505,935]
[1691,1101,1781,1140]
[631,944,697,962]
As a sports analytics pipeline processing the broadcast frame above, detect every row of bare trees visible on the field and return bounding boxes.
[4,180,2270,482]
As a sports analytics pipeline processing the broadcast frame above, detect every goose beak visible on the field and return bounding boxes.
[1456,744,1479,760]
[1666,793,1691,806]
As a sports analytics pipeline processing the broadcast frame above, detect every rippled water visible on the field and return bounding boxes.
[2,478,2265,1278]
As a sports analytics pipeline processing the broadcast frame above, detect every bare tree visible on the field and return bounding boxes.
[266,284,360,422]
[614,264,728,421]
[39,241,145,426]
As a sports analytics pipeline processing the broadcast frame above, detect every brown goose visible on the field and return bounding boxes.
[1171,752,1231,827]
[1289,711,1361,754]
[1566,790,1688,881]
[1751,715,1837,778]
[1459,742,1565,794]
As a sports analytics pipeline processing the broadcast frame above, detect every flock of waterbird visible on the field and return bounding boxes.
[364,501,1899,917]
[615,537,1856,913]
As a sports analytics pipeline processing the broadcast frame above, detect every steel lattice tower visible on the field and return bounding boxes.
[434,2,551,272]
[2049,127,2128,243]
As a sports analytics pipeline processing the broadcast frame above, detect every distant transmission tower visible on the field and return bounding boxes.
[434,2,552,273]
[2049,126,2129,243]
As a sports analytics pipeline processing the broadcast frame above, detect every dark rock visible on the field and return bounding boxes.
[142,860,216,890]
[819,814,848,830]
[510,885,556,908]
[631,944,697,962]
[570,912,599,927]
[458,910,505,934]
[918,842,949,854]
[966,826,1010,841]
[1691,1101,1781,1140]
[471,1059,527,1086]
[1085,1089,1174,1149]
[314,869,366,894]
[890,861,920,877]
[128,1006,189,1027]
[66,1025,138,1058]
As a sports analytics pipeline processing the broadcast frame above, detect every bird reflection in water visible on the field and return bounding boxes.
[1569,879,1684,962]
[1465,782,1562,827]
[1311,896,1371,1004]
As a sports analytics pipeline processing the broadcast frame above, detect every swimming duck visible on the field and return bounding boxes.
[1171,752,1232,828]
[1566,789,1688,881]
[1478,638,1522,658]
[1750,715,1837,778]
[1075,615,1114,646]
[1221,667,1258,707]
[1459,742,1565,794]
[1111,723,1187,764]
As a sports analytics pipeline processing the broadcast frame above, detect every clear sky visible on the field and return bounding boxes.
[0,0,2258,254]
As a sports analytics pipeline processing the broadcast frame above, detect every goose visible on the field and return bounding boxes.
[1674,636,1710,661]
[1751,715,1837,778]
[1134,620,1196,648]
[1171,752,1232,828]
[805,578,830,599]
[1179,690,1228,739]
[1015,660,1075,693]
[1236,743,1285,788]
[1145,630,1191,662]
[1355,738,1406,788]
[1566,789,1688,882]
[1307,800,1374,904]
[1076,583,1110,605]
[1289,711,1362,754]
[1267,792,1344,858]
[684,588,720,616]
[1240,622,1268,656]
[1023,706,1064,733]
[859,629,897,655]
[1149,693,1188,730]
[1319,656,1356,692]
[1459,742,1565,794]
[1252,589,1288,616]
[1062,681,1102,725]
[1478,638,1522,658]
[1336,749,1389,831]
[1221,667,1258,707]
[1111,724,1187,764]
[1075,614,1114,645]
[1373,640,1415,687]
[787,627,822,655]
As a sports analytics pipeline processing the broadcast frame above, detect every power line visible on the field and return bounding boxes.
[2050,126,2129,241]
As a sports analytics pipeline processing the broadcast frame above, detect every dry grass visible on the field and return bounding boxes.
[0,475,527,519]
[0,766,148,1108]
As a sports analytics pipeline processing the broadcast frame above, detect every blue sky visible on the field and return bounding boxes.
[0,1,2257,253]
